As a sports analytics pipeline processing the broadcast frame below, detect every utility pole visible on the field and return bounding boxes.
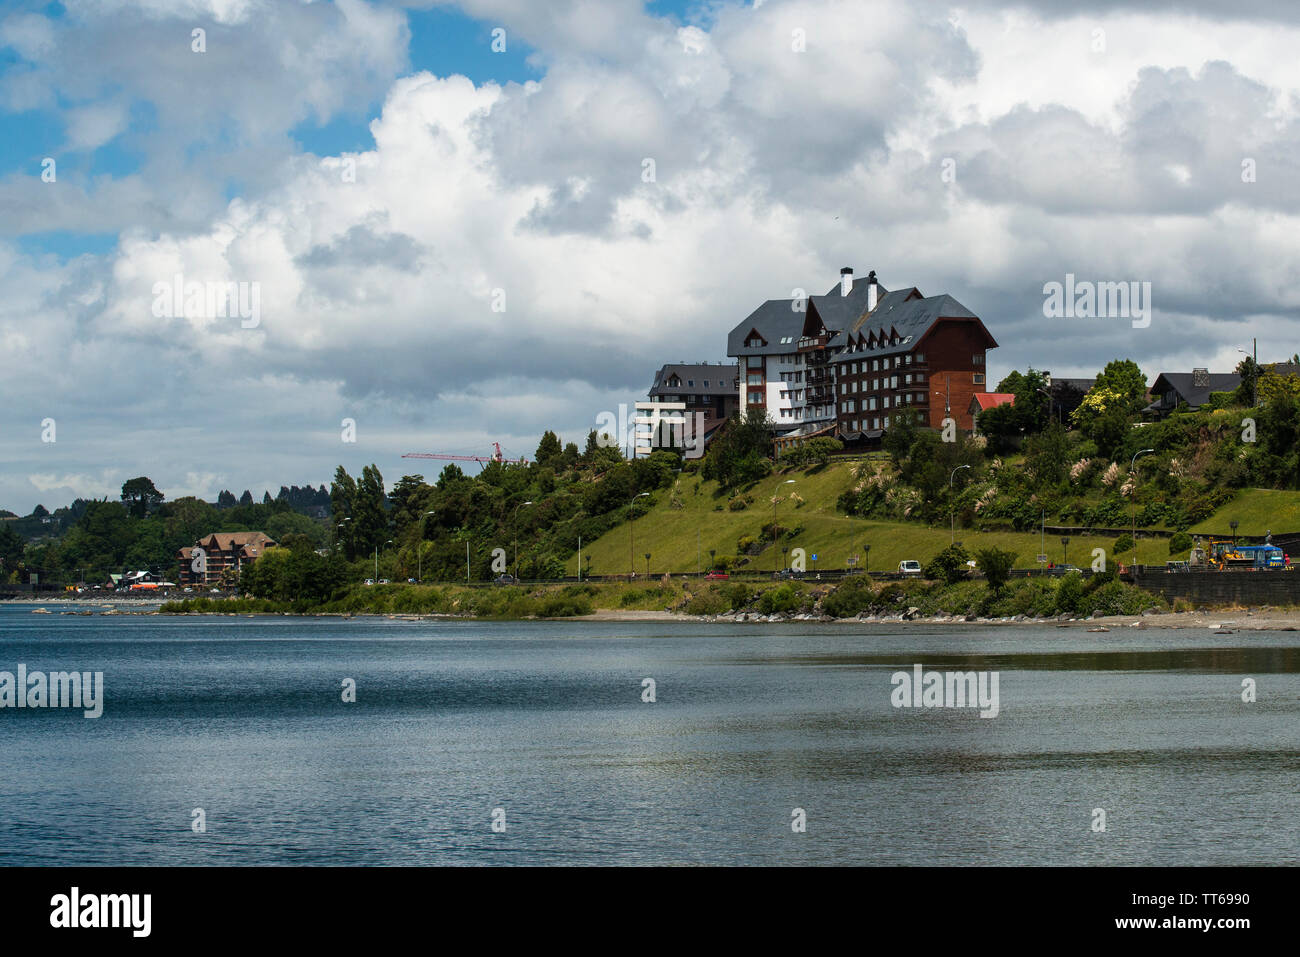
[1130,448,1155,568]
[629,492,649,577]
[774,479,795,572]
[578,535,582,582]
[466,540,470,582]
[950,465,971,544]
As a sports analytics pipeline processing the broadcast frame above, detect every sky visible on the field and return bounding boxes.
[2,0,1299,514]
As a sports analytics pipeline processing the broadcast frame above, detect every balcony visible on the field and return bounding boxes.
[798,335,829,353]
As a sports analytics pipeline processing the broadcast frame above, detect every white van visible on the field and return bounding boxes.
[898,560,922,575]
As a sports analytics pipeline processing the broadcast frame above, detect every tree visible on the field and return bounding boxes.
[120,477,164,519]
[1092,359,1147,413]
[1071,386,1130,458]
[238,490,254,507]
[217,490,237,508]
[0,524,24,574]
[701,408,772,489]
[262,490,273,505]
[1024,421,1070,487]
[330,466,359,559]
[925,543,971,584]
[535,430,563,469]
[353,465,388,553]
[975,546,1017,593]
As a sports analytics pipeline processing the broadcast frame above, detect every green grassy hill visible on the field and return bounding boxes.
[567,462,1233,576]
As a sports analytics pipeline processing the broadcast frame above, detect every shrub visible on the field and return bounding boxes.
[924,543,972,585]
[722,582,752,609]
[823,577,875,618]
[974,547,1017,593]
[1054,572,1085,616]
[757,583,803,615]
[1168,531,1193,555]
[685,589,729,615]
[536,595,593,617]
[1113,533,1135,555]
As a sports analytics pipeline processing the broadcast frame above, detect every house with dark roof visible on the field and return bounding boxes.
[728,267,997,442]
[647,362,739,435]
[1146,368,1240,416]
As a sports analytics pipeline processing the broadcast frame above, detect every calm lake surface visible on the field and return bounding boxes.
[1,603,1297,866]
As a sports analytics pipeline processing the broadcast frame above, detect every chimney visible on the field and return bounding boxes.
[1192,367,1210,389]
[840,267,853,297]
[866,269,878,313]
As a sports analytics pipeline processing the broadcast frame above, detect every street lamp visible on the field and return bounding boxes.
[1130,448,1155,568]
[513,501,533,581]
[1237,338,1257,406]
[644,552,651,577]
[774,479,796,573]
[1061,536,1070,566]
[418,510,435,582]
[1036,386,1058,425]
[629,492,650,577]
[949,465,971,544]
[1230,519,1239,547]
[708,549,716,573]
[863,543,871,577]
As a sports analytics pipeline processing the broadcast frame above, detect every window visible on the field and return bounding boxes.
[747,356,762,369]
[873,378,880,391]
[915,353,925,363]
[974,373,985,385]
[890,376,898,389]
[883,415,890,428]
[703,380,709,387]
[904,374,912,385]
[872,417,880,430]
[867,397,877,411]
[872,359,880,371]
[905,354,912,365]
[748,392,763,404]
[687,380,694,387]
[883,396,890,409]
[973,354,984,366]
[747,373,763,386]
[851,381,858,393]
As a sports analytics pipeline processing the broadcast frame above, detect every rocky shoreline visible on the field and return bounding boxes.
[15,600,1299,632]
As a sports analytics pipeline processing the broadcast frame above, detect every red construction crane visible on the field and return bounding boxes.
[402,441,528,470]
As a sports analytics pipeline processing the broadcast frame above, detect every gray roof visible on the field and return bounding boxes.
[1149,372,1241,408]
[808,275,888,331]
[1050,377,1095,393]
[727,298,804,356]
[728,270,991,361]
[649,362,739,396]
[830,291,986,362]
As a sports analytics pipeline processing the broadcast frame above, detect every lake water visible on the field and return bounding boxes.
[1,604,1296,866]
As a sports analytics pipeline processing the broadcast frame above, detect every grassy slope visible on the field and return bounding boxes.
[569,462,1207,575]
[1189,488,1300,537]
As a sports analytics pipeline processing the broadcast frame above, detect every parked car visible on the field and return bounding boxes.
[493,574,517,586]
[898,560,923,575]
[773,568,803,580]
[363,579,375,586]
[378,579,391,585]
[407,578,418,584]
[704,571,729,580]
